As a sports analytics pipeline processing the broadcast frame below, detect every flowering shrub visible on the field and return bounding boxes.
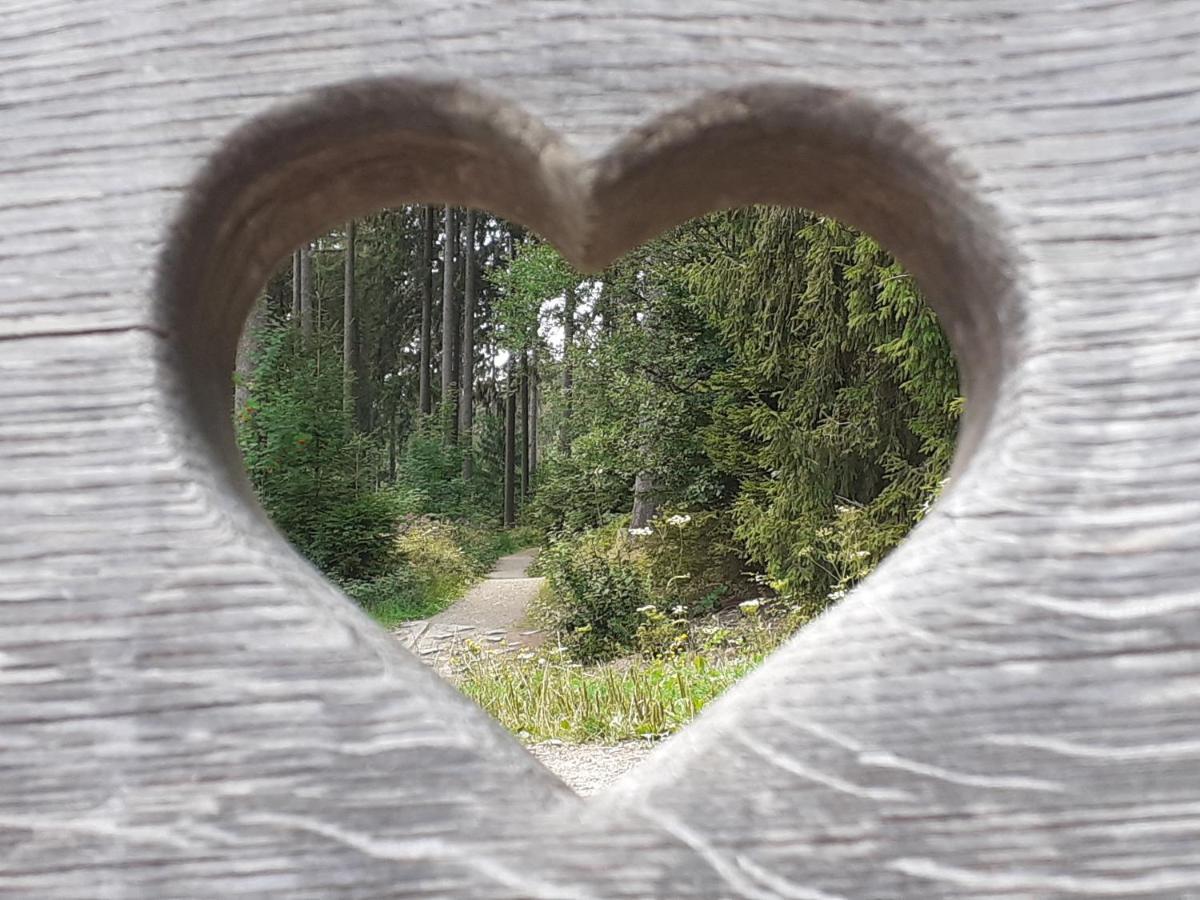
[636,508,760,616]
[536,508,767,661]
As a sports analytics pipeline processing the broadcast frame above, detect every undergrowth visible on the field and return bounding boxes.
[343,521,538,628]
[453,608,789,743]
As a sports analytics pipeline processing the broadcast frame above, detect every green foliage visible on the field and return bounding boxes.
[238,326,395,581]
[490,241,576,350]
[393,420,472,516]
[634,509,759,615]
[341,518,534,628]
[527,206,959,617]
[455,644,764,743]
[454,611,787,743]
[395,517,477,586]
[342,569,442,625]
[535,509,764,661]
[688,209,959,610]
[528,431,639,535]
[535,524,651,662]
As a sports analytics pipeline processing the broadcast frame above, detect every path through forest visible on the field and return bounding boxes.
[393,549,655,795]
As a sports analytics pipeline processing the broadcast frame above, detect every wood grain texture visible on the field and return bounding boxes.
[2,1,1199,896]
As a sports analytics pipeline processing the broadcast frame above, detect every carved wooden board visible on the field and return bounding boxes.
[2,2,1199,896]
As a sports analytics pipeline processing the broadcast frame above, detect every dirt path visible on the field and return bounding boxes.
[393,548,654,795]
[393,548,545,668]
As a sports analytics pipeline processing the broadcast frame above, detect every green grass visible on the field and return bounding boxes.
[452,625,783,743]
[342,569,466,627]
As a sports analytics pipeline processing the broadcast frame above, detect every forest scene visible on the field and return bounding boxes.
[235,205,960,792]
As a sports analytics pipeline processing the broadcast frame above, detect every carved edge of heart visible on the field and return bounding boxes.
[153,75,1028,801]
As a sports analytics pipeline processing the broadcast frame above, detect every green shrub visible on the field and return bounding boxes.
[536,509,768,662]
[635,508,759,616]
[341,519,534,628]
[341,568,440,626]
[455,522,537,573]
[238,328,396,582]
[633,604,691,658]
[395,517,476,590]
[536,524,650,663]
[314,490,398,581]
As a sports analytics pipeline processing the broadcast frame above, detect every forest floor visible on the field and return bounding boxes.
[393,548,655,796]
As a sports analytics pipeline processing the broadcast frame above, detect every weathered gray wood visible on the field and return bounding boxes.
[2,1,1199,896]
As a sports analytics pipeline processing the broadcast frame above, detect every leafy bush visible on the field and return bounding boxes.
[314,491,399,581]
[634,508,759,616]
[535,524,650,662]
[527,434,638,536]
[341,519,529,627]
[457,522,539,570]
[394,516,477,589]
[535,509,767,661]
[341,568,438,625]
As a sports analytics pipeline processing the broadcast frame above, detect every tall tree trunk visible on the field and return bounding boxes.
[440,205,458,443]
[299,242,314,346]
[560,282,576,454]
[234,295,267,414]
[342,221,357,425]
[503,358,516,527]
[630,472,660,530]
[530,352,539,479]
[520,349,531,499]
[629,295,659,531]
[459,209,477,479]
[291,250,301,320]
[418,205,434,416]
[388,412,398,483]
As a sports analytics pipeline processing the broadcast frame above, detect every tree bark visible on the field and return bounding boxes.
[418,205,434,416]
[503,358,516,527]
[530,351,539,480]
[440,205,458,443]
[459,209,477,479]
[299,242,314,346]
[520,349,531,499]
[234,295,267,414]
[630,471,660,530]
[388,412,398,483]
[560,282,576,454]
[342,221,357,425]
[291,250,301,320]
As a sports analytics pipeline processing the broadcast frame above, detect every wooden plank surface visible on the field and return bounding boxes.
[2,1,1199,895]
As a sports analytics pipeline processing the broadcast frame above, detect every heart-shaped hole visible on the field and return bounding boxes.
[156,77,1020,803]
[227,198,964,796]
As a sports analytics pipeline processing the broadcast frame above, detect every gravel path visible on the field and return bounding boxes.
[393,549,656,794]
[528,740,658,796]
[393,548,545,674]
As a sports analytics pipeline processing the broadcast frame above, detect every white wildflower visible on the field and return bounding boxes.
[636,604,657,614]
[667,514,692,527]
[855,550,870,558]
[671,605,686,615]
[629,526,653,537]
[738,599,762,615]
